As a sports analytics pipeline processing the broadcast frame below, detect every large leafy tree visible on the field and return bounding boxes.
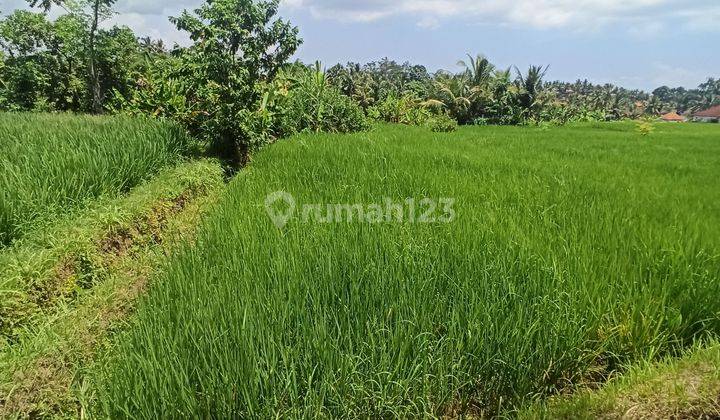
[51,14,89,110]
[0,5,148,112]
[26,0,117,113]
[168,0,301,166]
[0,10,55,109]
[86,0,118,112]
[0,10,53,57]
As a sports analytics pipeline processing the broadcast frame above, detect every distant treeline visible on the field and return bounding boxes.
[326,58,720,124]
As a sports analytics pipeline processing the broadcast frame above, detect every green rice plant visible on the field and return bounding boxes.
[95,122,720,417]
[0,113,193,245]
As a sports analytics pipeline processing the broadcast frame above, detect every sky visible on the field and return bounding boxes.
[0,0,717,91]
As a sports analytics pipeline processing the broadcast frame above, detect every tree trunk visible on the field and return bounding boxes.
[89,0,102,114]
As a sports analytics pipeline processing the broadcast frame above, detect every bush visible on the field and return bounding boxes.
[112,60,369,162]
[368,94,434,126]
[426,114,458,132]
[636,121,655,136]
[473,117,489,126]
[275,65,370,135]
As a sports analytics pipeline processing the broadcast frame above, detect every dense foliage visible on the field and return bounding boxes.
[652,79,720,114]
[0,0,368,165]
[109,0,370,165]
[274,63,371,136]
[0,5,148,113]
[163,0,301,164]
[327,55,720,127]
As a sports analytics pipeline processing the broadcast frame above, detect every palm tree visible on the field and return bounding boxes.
[515,65,549,114]
[430,71,472,123]
[458,54,495,89]
[646,95,663,116]
[427,54,499,124]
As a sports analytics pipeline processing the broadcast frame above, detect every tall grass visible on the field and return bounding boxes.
[95,123,720,417]
[0,113,192,245]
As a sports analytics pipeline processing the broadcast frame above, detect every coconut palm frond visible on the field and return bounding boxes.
[420,99,446,109]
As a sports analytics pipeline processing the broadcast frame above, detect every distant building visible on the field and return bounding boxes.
[660,111,685,122]
[693,105,720,123]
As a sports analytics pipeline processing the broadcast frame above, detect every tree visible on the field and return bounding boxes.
[27,0,117,113]
[430,71,472,124]
[50,14,89,110]
[459,54,495,89]
[459,54,496,121]
[86,0,118,112]
[0,10,55,109]
[168,0,301,166]
[515,65,549,117]
[0,10,53,58]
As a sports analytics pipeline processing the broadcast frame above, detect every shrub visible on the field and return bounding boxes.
[636,121,655,136]
[369,94,432,126]
[112,59,369,163]
[274,64,370,135]
[426,114,458,132]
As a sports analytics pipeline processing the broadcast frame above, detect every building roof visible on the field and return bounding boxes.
[695,105,720,118]
[660,112,685,122]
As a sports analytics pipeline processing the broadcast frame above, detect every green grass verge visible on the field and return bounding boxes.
[94,122,720,417]
[0,113,195,245]
[518,340,720,419]
[0,160,223,344]
[0,159,224,418]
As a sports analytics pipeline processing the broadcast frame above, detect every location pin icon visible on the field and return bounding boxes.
[265,191,296,229]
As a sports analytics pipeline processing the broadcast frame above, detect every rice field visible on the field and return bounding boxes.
[93,122,720,417]
[0,113,193,245]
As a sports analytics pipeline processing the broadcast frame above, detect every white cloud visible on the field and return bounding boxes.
[3,0,717,35]
[676,6,720,32]
[416,16,440,30]
[627,21,664,39]
[283,0,720,32]
[106,12,189,45]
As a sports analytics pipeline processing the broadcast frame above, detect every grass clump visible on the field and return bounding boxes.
[94,123,720,417]
[0,113,194,246]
